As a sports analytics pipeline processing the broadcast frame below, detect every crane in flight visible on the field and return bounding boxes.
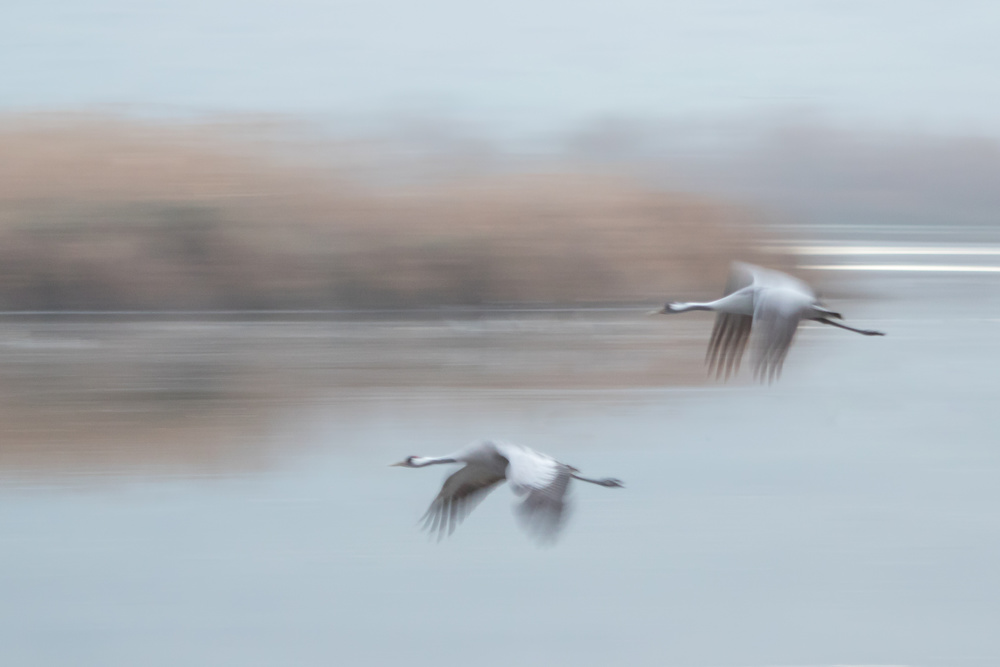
[391,440,623,544]
[652,262,884,382]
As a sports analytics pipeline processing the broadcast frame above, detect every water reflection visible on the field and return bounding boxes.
[0,312,713,477]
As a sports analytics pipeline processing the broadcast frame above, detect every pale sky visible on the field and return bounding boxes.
[3,0,999,134]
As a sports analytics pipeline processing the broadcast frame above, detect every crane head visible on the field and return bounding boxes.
[389,456,419,467]
[648,302,680,315]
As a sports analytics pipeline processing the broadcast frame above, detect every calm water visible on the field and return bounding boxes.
[1,265,999,666]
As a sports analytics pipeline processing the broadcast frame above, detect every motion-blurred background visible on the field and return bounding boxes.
[2,2,999,666]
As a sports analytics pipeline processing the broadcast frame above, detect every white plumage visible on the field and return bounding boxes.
[653,262,884,382]
[391,440,623,543]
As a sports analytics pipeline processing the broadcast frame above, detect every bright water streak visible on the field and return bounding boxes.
[805,263,1000,272]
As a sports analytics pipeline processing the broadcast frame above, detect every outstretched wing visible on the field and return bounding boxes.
[749,289,805,383]
[706,311,753,380]
[707,263,814,381]
[706,263,756,379]
[495,443,574,544]
[735,261,815,297]
[420,463,506,540]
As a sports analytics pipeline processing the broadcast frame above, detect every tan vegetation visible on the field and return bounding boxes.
[0,113,787,476]
[0,113,776,310]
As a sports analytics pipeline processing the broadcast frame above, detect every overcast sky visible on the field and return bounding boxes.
[3,1,998,134]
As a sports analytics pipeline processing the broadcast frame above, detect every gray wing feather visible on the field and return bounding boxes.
[706,312,752,380]
[749,292,804,383]
[420,464,506,540]
[706,263,756,379]
[513,465,573,545]
[496,443,574,545]
[708,263,814,382]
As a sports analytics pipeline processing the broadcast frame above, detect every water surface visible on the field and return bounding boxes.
[1,265,998,667]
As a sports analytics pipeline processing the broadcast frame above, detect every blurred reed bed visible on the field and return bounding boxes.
[0,113,786,475]
[0,113,779,310]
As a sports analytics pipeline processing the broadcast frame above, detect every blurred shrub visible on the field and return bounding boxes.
[0,114,773,309]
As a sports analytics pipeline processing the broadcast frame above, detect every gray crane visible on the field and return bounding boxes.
[652,261,884,382]
[391,440,623,543]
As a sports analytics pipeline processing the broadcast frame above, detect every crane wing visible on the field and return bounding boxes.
[749,290,804,383]
[733,261,814,297]
[706,312,752,380]
[706,262,757,379]
[420,463,506,540]
[496,443,574,544]
[707,263,815,381]
[723,261,760,296]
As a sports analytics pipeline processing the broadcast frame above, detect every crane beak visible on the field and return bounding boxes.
[389,460,408,467]
[647,307,667,316]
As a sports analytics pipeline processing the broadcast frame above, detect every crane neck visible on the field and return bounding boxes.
[668,302,715,313]
[669,290,755,315]
[411,456,457,467]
